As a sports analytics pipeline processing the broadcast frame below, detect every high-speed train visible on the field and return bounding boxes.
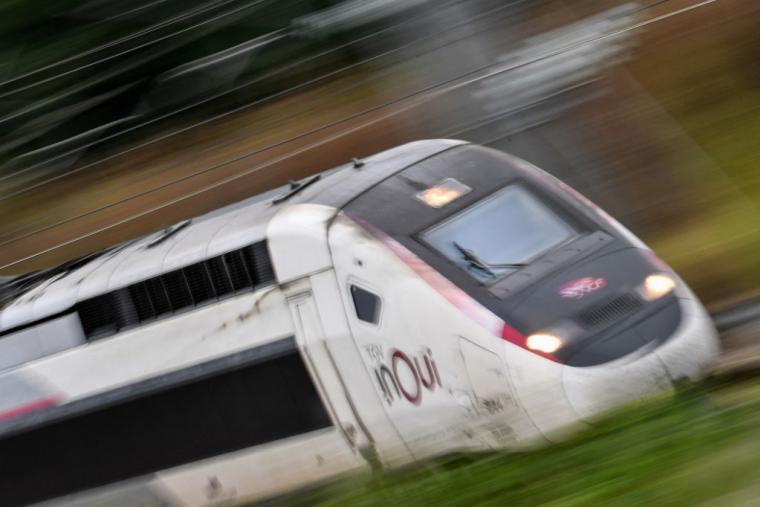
[0,140,719,506]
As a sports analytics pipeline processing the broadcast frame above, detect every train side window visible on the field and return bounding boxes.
[350,285,381,324]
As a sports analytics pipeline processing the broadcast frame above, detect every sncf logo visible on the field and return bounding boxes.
[368,347,441,406]
[557,277,606,299]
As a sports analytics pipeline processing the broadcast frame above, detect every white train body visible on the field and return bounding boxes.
[0,140,719,506]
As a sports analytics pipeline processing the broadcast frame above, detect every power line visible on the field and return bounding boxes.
[0,0,270,104]
[0,5,272,137]
[0,0,668,171]
[0,2,519,245]
[620,0,672,18]
[0,0,718,272]
[0,0,241,91]
[0,3,271,131]
[6,0,664,185]
[0,23,391,184]
[97,0,169,23]
[0,0,526,193]
[0,67,376,246]
[0,0,712,244]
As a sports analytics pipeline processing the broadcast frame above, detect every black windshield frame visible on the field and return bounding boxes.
[416,182,584,286]
[418,184,580,284]
[342,143,622,314]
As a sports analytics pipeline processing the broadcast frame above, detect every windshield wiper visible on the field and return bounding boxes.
[453,242,526,275]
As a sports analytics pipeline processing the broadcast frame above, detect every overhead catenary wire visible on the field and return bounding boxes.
[0,1,524,246]
[0,0,272,104]
[0,0,526,246]
[0,0,669,173]
[0,0,529,192]
[0,0,245,92]
[0,0,666,99]
[97,0,169,24]
[0,17,408,184]
[619,0,672,18]
[0,64,380,246]
[0,0,673,188]
[0,0,718,273]
[0,1,274,130]
[0,4,528,249]
[42,0,171,44]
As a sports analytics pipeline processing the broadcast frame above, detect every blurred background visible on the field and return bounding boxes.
[0,0,757,316]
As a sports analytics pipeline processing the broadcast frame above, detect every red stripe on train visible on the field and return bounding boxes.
[348,214,560,363]
[0,395,63,422]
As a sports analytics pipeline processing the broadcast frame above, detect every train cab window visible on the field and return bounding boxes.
[421,186,576,282]
[350,285,381,324]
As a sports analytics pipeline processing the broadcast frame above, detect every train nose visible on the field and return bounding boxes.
[561,297,720,422]
[652,296,721,383]
[562,342,673,422]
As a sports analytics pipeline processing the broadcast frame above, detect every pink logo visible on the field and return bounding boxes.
[557,277,606,299]
[367,346,442,406]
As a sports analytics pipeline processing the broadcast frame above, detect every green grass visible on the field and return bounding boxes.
[265,379,760,506]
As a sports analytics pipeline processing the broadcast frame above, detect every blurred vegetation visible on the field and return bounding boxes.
[546,0,760,307]
[1,2,760,502]
[267,377,760,506]
[0,0,349,166]
[620,0,760,306]
[0,0,758,311]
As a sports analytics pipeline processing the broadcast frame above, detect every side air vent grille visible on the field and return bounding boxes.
[76,241,275,340]
[574,293,644,332]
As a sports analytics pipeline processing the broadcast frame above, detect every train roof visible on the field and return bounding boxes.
[0,139,466,332]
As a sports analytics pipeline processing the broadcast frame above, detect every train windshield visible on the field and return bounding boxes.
[421,186,576,282]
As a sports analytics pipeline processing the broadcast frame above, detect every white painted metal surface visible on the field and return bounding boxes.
[267,204,337,284]
[327,212,548,460]
[0,140,721,507]
[23,287,292,402]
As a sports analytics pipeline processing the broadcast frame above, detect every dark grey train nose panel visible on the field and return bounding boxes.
[341,144,683,367]
[509,248,682,366]
[564,329,648,367]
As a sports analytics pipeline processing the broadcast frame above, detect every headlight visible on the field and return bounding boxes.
[526,333,563,354]
[643,274,676,300]
[415,178,471,208]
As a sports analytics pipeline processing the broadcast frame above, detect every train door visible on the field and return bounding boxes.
[286,283,375,474]
[328,215,490,460]
[458,337,526,448]
[327,212,548,457]
[267,203,412,469]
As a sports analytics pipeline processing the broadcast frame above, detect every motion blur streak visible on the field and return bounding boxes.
[0,0,759,505]
[0,0,755,303]
[0,0,715,274]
